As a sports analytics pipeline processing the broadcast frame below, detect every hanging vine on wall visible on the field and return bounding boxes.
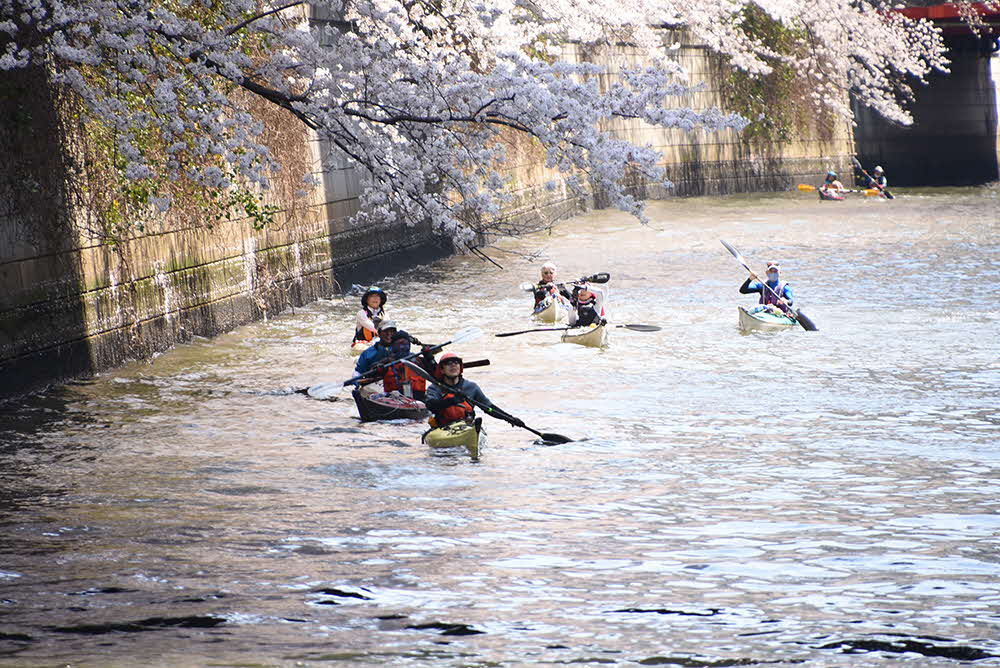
[718,3,831,145]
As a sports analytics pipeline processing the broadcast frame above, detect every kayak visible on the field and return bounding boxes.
[532,295,569,323]
[423,419,484,458]
[738,306,798,332]
[352,385,428,422]
[350,338,375,356]
[818,188,845,201]
[560,323,608,347]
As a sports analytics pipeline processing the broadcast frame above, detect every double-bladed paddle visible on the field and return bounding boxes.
[300,359,490,400]
[519,272,611,292]
[720,240,818,332]
[400,360,573,444]
[341,326,482,386]
[495,323,660,337]
[797,183,879,196]
[850,158,894,199]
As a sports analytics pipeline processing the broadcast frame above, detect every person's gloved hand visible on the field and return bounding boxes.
[510,417,526,428]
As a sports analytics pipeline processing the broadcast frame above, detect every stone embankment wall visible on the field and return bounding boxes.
[0,34,854,398]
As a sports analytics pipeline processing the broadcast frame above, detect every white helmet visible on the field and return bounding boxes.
[874,165,884,174]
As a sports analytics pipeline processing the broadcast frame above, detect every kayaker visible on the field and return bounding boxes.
[820,170,845,194]
[354,320,397,377]
[867,165,888,192]
[425,353,524,429]
[379,330,430,400]
[533,262,573,307]
[739,262,795,316]
[568,283,608,327]
[354,286,387,344]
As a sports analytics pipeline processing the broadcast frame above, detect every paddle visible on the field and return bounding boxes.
[720,240,818,332]
[798,183,880,196]
[520,272,610,292]
[400,360,573,444]
[342,326,482,386]
[298,360,489,400]
[851,158,894,199]
[495,323,660,337]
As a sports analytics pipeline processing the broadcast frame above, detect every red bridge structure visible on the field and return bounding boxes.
[853,2,1000,185]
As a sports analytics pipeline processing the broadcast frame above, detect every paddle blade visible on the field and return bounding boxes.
[307,382,344,400]
[795,309,819,331]
[539,432,573,444]
[616,324,661,332]
[863,189,880,196]
[720,239,744,263]
[450,326,483,345]
[519,282,535,292]
[585,272,611,284]
[797,183,816,191]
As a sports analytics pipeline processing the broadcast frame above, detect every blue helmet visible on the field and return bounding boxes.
[826,171,837,179]
[361,286,387,309]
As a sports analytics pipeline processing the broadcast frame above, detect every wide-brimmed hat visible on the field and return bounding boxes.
[361,286,387,308]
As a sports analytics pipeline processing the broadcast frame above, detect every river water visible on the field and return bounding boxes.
[1,188,999,667]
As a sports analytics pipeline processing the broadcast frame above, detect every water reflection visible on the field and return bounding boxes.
[0,189,998,666]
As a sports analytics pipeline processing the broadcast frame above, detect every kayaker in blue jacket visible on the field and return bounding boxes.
[354,320,397,377]
[740,262,794,315]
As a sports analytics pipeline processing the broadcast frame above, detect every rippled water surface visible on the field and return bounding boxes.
[2,189,999,667]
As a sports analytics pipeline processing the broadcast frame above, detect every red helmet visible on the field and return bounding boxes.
[438,352,464,374]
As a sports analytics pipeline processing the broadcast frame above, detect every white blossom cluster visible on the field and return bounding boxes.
[0,0,962,237]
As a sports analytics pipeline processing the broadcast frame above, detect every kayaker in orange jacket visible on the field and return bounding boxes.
[380,330,431,400]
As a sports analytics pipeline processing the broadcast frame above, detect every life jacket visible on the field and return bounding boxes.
[760,280,791,312]
[382,362,427,397]
[435,391,475,427]
[354,306,383,342]
[534,280,555,306]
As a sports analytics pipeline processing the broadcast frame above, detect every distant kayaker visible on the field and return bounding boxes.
[354,319,397,377]
[739,262,795,316]
[354,286,387,345]
[533,262,573,307]
[425,353,524,429]
[867,165,888,192]
[821,170,845,194]
[379,330,432,400]
[568,283,608,327]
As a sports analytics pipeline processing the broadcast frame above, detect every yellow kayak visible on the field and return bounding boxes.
[423,420,483,458]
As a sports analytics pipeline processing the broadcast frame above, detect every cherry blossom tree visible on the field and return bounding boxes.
[0,0,965,240]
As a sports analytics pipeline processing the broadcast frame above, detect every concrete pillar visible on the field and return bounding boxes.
[854,34,1000,186]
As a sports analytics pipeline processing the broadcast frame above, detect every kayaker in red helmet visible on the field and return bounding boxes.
[425,353,524,429]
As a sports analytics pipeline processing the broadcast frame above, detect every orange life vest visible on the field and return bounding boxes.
[435,392,474,427]
[382,362,427,396]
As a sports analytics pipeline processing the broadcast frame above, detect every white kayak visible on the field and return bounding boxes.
[737,306,798,332]
[560,323,608,348]
[532,296,569,323]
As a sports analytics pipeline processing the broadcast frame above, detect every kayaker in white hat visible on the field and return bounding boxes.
[867,165,888,192]
[740,261,795,315]
[533,262,573,307]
